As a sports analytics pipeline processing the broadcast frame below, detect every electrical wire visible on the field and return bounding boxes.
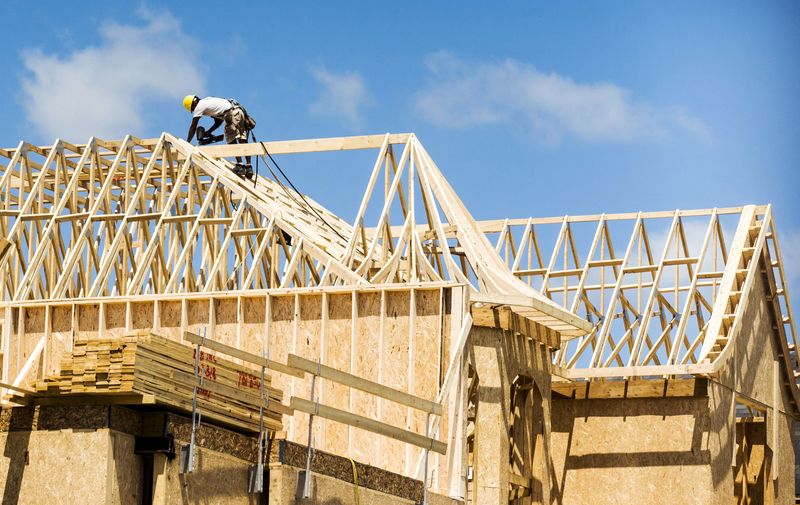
[250,132,347,242]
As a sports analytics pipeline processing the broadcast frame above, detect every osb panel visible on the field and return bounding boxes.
[186,299,210,337]
[129,301,153,331]
[214,297,239,349]
[293,294,322,451]
[20,307,46,385]
[775,412,796,504]
[550,397,718,505]
[409,289,441,466]
[351,291,381,464]
[240,297,266,356]
[105,303,127,338]
[381,290,411,475]
[470,326,509,505]
[269,295,295,437]
[0,429,111,504]
[77,303,100,339]
[158,301,183,341]
[325,292,352,457]
[108,431,143,505]
[268,465,462,505]
[162,444,258,505]
[733,274,787,410]
[47,306,72,378]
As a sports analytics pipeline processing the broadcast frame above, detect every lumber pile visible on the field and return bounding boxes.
[31,333,286,432]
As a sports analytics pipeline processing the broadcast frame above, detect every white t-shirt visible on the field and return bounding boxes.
[193,97,232,119]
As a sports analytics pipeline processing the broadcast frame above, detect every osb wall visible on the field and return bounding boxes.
[268,465,461,505]
[468,325,553,505]
[0,428,141,504]
[551,396,725,505]
[550,269,798,505]
[154,447,257,505]
[1,285,465,491]
[718,267,796,504]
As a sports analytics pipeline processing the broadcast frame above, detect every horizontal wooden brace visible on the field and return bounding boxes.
[287,353,442,415]
[290,396,447,454]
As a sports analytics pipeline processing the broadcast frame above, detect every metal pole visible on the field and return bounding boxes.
[302,360,321,498]
[185,326,206,474]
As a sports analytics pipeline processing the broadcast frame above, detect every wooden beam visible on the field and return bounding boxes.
[290,396,447,455]
[287,353,442,415]
[552,378,706,400]
[200,133,412,157]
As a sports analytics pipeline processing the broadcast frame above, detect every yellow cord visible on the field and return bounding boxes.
[348,457,360,505]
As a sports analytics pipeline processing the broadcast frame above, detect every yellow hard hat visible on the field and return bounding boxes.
[182,95,197,111]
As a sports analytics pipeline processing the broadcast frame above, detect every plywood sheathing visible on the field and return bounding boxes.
[273,439,427,502]
[268,465,462,505]
[0,429,142,505]
[468,325,552,505]
[549,273,797,504]
[551,396,720,505]
[0,404,141,434]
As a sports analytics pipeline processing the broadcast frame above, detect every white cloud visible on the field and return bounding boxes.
[309,66,371,128]
[20,9,205,141]
[414,51,711,144]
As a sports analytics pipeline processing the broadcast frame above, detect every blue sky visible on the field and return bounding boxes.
[1,1,798,315]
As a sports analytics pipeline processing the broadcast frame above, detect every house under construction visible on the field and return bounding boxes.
[0,132,796,504]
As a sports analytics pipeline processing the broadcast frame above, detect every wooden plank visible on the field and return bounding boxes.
[287,353,442,415]
[200,133,412,157]
[184,331,303,378]
[551,378,705,400]
[0,380,35,396]
[561,362,713,379]
[290,396,447,455]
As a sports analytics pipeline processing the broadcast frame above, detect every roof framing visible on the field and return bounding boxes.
[0,132,590,337]
[480,207,798,386]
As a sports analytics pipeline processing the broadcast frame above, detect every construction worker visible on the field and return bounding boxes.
[183,95,254,178]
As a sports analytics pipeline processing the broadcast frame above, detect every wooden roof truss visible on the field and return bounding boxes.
[483,206,798,383]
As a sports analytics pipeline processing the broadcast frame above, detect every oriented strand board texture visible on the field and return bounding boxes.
[324,293,352,458]
[158,444,258,505]
[351,291,380,464]
[551,396,729,505]
[0,428,141,505]
[3,286,450,485]
[734,273,788,408]
[267,465,462,505]
[468,326,554,505]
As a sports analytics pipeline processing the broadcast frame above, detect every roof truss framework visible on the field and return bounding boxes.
[482,207,798,381]
[0,133,588,337]
[0,135,370,301]
[0,132,796,384]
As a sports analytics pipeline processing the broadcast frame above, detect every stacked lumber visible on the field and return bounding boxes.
[32,333,286,432]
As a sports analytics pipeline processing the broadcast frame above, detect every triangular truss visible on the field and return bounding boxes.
[0,132,589,337]
[0,135,367,301]
[485,207,799,380]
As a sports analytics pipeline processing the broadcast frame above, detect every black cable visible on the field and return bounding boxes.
[250,132,347,242]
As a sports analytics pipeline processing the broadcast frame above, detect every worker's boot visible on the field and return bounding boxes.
[232,164,247,178]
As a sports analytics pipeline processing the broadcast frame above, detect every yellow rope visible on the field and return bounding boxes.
[348,457,360,505]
